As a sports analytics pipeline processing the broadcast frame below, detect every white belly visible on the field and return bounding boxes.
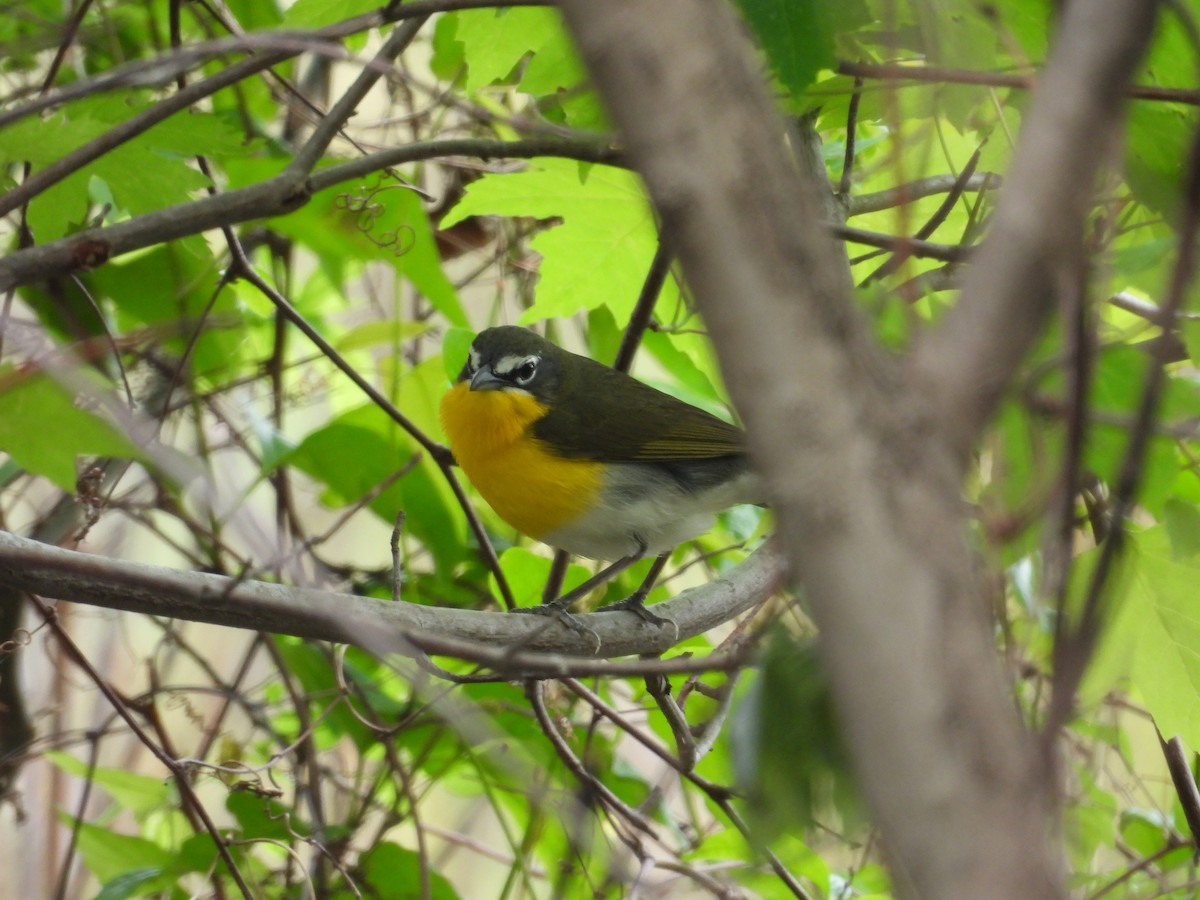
[541,462,760,560]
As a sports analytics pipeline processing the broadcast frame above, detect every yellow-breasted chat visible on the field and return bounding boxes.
[440,325,760,627]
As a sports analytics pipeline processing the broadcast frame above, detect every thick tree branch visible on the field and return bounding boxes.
[912,0,1159,461]
[554,1,1124,897]
[0,530,780,669]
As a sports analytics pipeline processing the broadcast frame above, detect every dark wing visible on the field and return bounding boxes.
[532,353,745,462]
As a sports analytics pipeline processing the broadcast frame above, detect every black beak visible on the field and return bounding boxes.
[469,366,506,391]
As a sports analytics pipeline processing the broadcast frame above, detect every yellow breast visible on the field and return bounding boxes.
[439,381,603,540]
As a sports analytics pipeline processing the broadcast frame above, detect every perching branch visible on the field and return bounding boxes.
[0,529,781,671]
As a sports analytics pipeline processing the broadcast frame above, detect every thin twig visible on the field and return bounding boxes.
[832,224,969,262]
[1159,732,1200,861]
[838,76,864,197]
[614,235,673,373]
[1044,122,1200,738]
[835,59,1200,106]
[861,145,984,284]
[29,597,255,899]
[221,234,516,610]
[525,679,656,835]
[286,18,429,176]
[0,137,617,292]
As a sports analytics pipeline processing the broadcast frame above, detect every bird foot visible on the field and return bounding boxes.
[595,595,679,640]
[510,603,602,653]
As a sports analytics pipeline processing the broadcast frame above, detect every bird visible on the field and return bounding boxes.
[439,325,760,629]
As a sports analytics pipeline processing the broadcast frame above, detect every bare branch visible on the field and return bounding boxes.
[285,18,429,177]
[847,172,1000,217]
[0,137,618,291]
[0,46,302,221]
[0,0,556,143]
[0,530,781,669]
[831,224,969,262]
[836,59,1200,106]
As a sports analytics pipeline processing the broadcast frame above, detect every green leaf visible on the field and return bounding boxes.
[271,637,375,750]
[176,833,221,874]
[71,821,173,885]
[732,631,860,840]
[246,410,297,473]
[643,330,723,408]
[1120,807,1171,857]
[0,110,107,239]
[14,98,251,230]
[283,0,379,29]
[968,0,1048,60]
[1139,0,1200,93]
[335,319,430,354]
[452,8,580,93]
[226,791,296,842]
[1086,528,1200,747]
[44,751,170,816]
[736,0,870,99]
[1183,320,1200,370]
[430,14,466,80]
[225,0,283,30]
[248,168,463,322]
[381,187,468,327]
[0,107,105,168]
[441,159,672,323]
[442,327,475,384]
[1065,768,1118,868]
[516,16,587,96]
[89,240,239,379]
[87,100,250,158]
[1086,345,1177,515]
[339,647,412,718]
[360,842,462,899]
[584,306,622,364]
[1125,103,1195,220]
[1164,498,1200,559]
[0,369,141,490]
[93,868,167,900]
[0,0,66,68]
[285,362,466,576]
[1126,534,1200,745]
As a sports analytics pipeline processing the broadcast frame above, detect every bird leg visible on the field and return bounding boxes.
[509,550,644,647]
[544,550,645,610]
[511,542,676,641]
[594,552,676,634]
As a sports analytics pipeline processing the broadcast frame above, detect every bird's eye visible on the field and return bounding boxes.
[514,359,538,384]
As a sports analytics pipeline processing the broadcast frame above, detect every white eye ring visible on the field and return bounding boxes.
[514,358,538,384]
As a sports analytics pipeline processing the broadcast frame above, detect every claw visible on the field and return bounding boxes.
[511,603,602,653]
[595,595,679,640]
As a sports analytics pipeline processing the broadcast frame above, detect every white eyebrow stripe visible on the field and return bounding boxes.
[493,353,539,375]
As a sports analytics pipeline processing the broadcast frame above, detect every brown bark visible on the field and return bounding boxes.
[556,0,1158,896]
